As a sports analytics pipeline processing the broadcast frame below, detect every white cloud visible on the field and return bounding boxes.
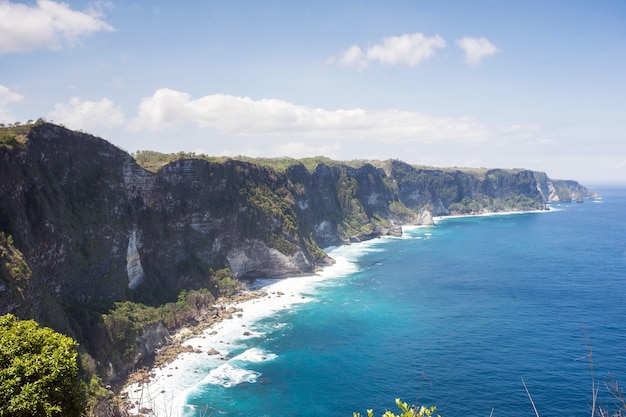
[329,32,446,70]
[328,45,368,70]
[0,85,23,103]
[130,88,491,144]
[456,37,499,66]
[0,85,24,122]
[48,97,125,131]
[367,33,447,67]
[0,0,113,55]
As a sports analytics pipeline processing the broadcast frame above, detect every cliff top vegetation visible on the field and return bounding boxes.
[131,149,526,180]
[132,150,369,173]
[0,119,44,149]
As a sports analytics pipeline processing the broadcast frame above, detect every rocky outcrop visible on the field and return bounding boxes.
[226,239,313,279]
[132,322,171,369]
[416,208,435,226]
[533,171,597,202]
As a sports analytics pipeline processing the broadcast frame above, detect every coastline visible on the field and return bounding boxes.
[121,290,265,390]
[432,207,556,223]
[122,207,554,416]
[123,285,303,416]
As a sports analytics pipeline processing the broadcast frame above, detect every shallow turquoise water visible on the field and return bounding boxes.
[183,187,626,417]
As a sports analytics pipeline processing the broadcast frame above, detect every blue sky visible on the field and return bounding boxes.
[1,1,625,185]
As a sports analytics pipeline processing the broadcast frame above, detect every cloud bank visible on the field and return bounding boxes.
[0,0,113,55]
[130,88,490,143]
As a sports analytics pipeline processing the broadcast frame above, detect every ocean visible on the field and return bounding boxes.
[127,187,626,417]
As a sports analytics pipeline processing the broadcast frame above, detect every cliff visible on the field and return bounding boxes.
[0,122,595,380]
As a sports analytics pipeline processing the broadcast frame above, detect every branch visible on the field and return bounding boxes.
[522,378,540,417]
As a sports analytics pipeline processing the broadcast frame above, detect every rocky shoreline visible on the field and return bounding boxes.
[120,267,341,417]
[121,290,266,392]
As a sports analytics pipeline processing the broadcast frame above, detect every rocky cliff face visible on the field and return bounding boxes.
[0,122,594,348]
[1,124,136,330]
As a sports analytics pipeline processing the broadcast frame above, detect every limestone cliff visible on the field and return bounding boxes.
[0,122,595,379]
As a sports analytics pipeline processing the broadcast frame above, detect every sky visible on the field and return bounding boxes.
[1,1,625,185]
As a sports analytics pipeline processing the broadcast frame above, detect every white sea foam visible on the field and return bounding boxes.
[200,347,277,388]
[401,225,435,232]
[234,347,278,363]
[432,208,554,223]
[202,363,261,387]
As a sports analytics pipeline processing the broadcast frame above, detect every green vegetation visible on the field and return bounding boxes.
[235,155,368,172]
[132,150,228,172]
[0,131,21,148]
[84,374,115,417]
[0,119,45,149]
[132,150,370,173]
[212,267,240,297]
[240,180,311,256]
[0,232,31,285]
[388,200,419,221]
[62,268,240,377]
[0,233,31,311]
[96,268,238,363]
[336,173,371,237]
[0,314,85,417]
[102,287,218,362]
[448,195,542,214]
[0,129,26,149]
[448,197,484,214]
[354,398,439,417]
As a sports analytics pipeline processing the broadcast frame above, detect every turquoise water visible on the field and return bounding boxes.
[183,187,626,417]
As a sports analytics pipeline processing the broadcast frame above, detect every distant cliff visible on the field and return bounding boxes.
[0,122,595,379]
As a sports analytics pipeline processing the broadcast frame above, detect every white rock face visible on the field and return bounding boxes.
[367,192,381,205]
[126,228,145,290]
[315,220,333,239]
[547,181,561,202]
[416,208,434,226]
[227,239,312,278]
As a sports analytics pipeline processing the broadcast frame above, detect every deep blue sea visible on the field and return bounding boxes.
[177,187,626,417]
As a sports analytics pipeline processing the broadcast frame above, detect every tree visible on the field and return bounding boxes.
[0,314,85,417]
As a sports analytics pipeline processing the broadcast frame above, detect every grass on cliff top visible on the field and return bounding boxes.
[132,150,524,179]
[132,151,371,173]
[0,120,43,149]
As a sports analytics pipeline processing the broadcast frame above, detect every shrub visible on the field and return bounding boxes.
[0,314,85,417]
[354,398,439,417]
